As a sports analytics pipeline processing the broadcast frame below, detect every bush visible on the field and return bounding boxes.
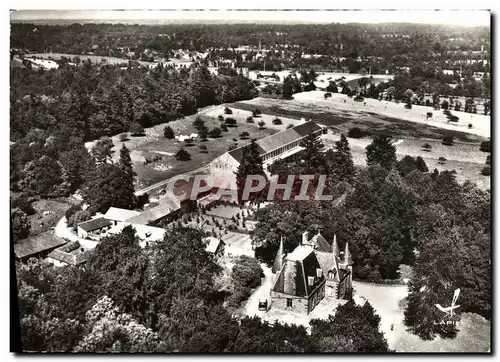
[224,107,233,115]
[348,127,365,139]
[226,286,251,309]
[119,133,129,142]
[225,118,237,127]
[129,123,145,136]
[258,120,266,129]
[252,109,262,117]
[468,123,473,129]
[480,140,491,153]
[354,94,364,102]
[246,116,254,123]
[486,155,491,165]
[438,157,447,164]
[231,255,264,289]
[199,144,208,153]
[239,131,250,139]
[68,209,91,228]
[218,115,224,122]
[184,138,195,146]
[272,117,282,125]
[426,112,433,118]
[442,136,454,146]
[221,124,229,132]
[175,147,191,161]
[324,92,332,99]
[208,127,222,138]
[481,166,491,176]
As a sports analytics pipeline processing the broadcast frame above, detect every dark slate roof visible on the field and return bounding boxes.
[77,217,112,232]
[14,232,68,260]
[228,121,321,163]
[272,246,325,297]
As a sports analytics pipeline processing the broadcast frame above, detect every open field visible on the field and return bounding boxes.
[320,132,490,191]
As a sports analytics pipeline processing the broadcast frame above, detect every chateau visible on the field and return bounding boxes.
[270,231,353,315]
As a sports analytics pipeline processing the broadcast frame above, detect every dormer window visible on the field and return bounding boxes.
[316,268,323,278]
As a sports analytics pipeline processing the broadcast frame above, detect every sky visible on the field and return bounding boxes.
[10,10,491,26]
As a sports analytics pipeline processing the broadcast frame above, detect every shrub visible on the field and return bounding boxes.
[442,136,454,146]
[415,156,428,172]
[163,126,175,139]
[324,92,332,99]
[129,123,145,136]
[119,133,129,142]
[481,166,491,176]
[272,117,283,125]
[438,157,447,164]
[65,204,81,220]
[252,109,262,117]
[468,123,473,129]
[220,124,229,132]
[239,131,250,139]
[480,140,491,153]
[68,210,91,228]
[199,144,208,153]
[218,115,224,122]
[225,118,237,127]
[348,127,365,139]
[354,94,364,102]
[426,112,433,118]
[184,138,195,146]
[193,116,205,130]
[175,147,191,161]
[486,155,491,165]
[226,286,251,309]
[246,116,254,123]
[441,100,449,110]
[208,127,222,138]
[224,107,233,115]
[258,120,266,129]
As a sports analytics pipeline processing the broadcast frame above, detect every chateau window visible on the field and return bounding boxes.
[287,298,293,308]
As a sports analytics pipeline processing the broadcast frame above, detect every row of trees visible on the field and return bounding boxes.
[15,225,390,352]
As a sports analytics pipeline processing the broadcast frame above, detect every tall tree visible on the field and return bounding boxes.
[91,137,114,165]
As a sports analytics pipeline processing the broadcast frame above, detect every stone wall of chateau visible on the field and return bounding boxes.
[270,293,309,315]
